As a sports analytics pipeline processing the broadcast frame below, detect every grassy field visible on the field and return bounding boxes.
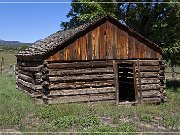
[0,75,180,133]
[0,51,180,133]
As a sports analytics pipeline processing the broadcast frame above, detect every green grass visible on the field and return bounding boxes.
[0,75,180,133]
[0,51,180,133]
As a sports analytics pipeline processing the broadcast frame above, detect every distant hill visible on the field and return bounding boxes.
[0,39,33,47]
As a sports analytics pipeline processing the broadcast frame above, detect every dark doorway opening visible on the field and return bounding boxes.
[117,62,136,102]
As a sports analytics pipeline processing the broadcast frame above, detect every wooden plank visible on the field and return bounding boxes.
[17,61,41,67]
[18,70,34,78]
[49,87,115,96]
[112,23,117,59]
[87,32,92,60]
[142,97,161,104]
[137,59,142,104]
[99,22,106,59]
[139,72,159,78]
[81,35,87,60]
[17,65,43,72]
[49,80,114,90]
[49,74,114,82]
[113,60,119,104]
[106,21,113,59]
[18,73,35,84]
[47,61,113,69]
[137,84,160,91]
[47,93,115,104]
[137,78,160,85]
[128,35,135,58]
[17,78,42,90]
[139,66,160,72]
[133,62,138,101]
[48,68,113,76]
[139,61,159,66]
[140,90,161,98]
[139,43,146,58]
[17,83,43,98]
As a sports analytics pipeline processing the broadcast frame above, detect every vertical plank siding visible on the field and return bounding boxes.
[47,20,161,61]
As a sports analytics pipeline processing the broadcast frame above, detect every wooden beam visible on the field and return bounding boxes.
[49,80,114,90]
[48,68,113,76]
[49,74,114,82]
[46,93,115,104]
[49,87,115,96]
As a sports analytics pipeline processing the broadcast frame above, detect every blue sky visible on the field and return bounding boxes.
[0,1,71,43]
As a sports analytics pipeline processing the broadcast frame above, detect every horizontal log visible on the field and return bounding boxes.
[17,65,43,72]
[47,61,113,69]
[138,72,159,78]
[137,78,160,85]
[139,61,159,66]
[46,93,115,104]
[138,90,161,98]
[18,73,35,84]
[17,82,43,97]
[49,74,114,82]
[137,84,160,91]
[49,87,115,96]
[17,61,42,67]
[142,97,161,104]
[17,78,42,90]
[138,66,160,72]
[48,68,113,76]
[18,70,34,78]
[49,80,114,90]
[17,82,33,93]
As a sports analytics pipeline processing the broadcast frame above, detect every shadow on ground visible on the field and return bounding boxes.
[166,79,180,90]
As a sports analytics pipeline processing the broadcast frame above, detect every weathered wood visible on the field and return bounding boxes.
[49,80,114,90]
[137,84,160,91]
[139,61,159,66]
[17,65,43,72]
[142,97,161,104]
[138,90,161,98]
[139,66,160,72]
[49,87,115,96]
[48,68,113,76]
[49,74,114,82]
[47,61,113,69]
[137,78,160,85]
[18,73,35,84]
[17,61,42,67]
[139,72,159,78]
[46,93,115,104]
[17,78,42,90]
[18,70,34,78]
[17,83,43,97]
[137,59,142,104]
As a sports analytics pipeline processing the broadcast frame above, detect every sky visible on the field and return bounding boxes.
[0,1,71,43]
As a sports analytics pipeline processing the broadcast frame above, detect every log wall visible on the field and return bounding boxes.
[16,59,166,104]
[135,60,166,104]
[15,60,44,99]
[43,60,116,104]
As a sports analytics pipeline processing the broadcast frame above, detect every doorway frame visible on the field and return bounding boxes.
[113,60,138,105]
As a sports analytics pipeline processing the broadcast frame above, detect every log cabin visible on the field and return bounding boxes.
[15,16,166,104]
